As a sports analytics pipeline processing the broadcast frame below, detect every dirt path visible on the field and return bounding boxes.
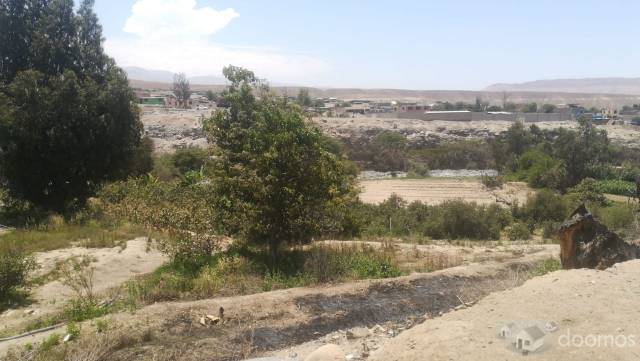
[0,246,557,360]
[358,179,531,205]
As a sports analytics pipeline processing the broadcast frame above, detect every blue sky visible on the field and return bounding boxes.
[94,0,640,89]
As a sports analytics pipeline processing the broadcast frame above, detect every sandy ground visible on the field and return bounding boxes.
[364,259,640,361]
[0,241,558,359]
[358,179,531,205]
[0,238,167,337]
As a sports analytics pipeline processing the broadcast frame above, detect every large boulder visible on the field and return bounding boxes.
[557,205,640,269]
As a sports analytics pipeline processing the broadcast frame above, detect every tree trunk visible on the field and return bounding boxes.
[269,240,280,269]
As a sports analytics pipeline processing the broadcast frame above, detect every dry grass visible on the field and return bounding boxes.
[3,322,156,361]
[0,222,145,253]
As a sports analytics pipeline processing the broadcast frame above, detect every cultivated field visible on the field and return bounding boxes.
[359,178,531,206]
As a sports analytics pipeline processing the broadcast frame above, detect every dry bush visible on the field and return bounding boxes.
[60,256,95,302]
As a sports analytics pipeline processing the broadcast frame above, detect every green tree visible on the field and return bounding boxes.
[553,118,610,186]
[0,0,143,211]
[204,66,356,263]
[370,131,408,171]
[172,72,191,108]
[296,88,312,107]
[542,104,557,113]
[205,90,216,102]
[522,102,538,113]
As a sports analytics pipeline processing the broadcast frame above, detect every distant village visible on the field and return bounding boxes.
[134,89,640,125]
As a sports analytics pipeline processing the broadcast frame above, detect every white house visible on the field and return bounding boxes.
[500,322,517,339]
[516,326,545,353]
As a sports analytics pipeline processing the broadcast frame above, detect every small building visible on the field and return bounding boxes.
[165,94,193,108]
[500,322,517,339]
[515,326,545,353]
[422,110,472,121]
[345,103,370,115]
[138,96,165,106]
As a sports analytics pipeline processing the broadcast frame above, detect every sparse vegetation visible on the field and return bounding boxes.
[353,196,512,240]
[0,245,36,309]
[532,258,562,276]
[122,243,402,306]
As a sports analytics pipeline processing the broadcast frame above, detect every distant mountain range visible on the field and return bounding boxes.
[485,78,640,95]
[124,66,226,85]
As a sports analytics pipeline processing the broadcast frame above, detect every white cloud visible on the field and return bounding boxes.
[123,0,238,41]
[106,0,329,84]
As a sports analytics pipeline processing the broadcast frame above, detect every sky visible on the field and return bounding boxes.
[94,0,640,90]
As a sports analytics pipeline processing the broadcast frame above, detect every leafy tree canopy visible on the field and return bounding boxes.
[0,0,143,211]
[204,66,357,261]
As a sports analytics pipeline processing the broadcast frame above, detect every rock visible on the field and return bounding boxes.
[558,205,640,269]
[304,344,345,361]
[345,354,355,360]
[346,327,371,340]
[63,334,72,342]
[206,315,220,325]
[199,316,206,326]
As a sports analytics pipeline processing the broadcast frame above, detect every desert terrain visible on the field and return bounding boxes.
[141,110,640,153]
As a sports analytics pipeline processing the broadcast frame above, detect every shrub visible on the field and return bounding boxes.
[569,178,609,206]
[172,147,210,175]
[482,175,504,189]
[40,334,61,352]
[593,203,636,231]
[518,189,569,225]
[532,258,561,276]
[63,299,111,322]
[0,246,36,305]
[425,201,511,240]
[594,179,635,196]
[541,221,561,240]
[409,140,495,170]
[507,222,532,241]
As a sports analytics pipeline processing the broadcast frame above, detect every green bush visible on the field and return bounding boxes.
[541,221,561,240]
[592,203,636,231]
[354,196,513,241]
[513,150,564,189]
[594,179,635,196]
[507,222,532,241]
[426,201,511,240]
[482,175,504,189]
[172,147,209,175]
[0,246,36,305]
[569,178,609,206]
[409,141,496,170]
[517,189,569,225]
[63,299,111,322]
[532,258,561,276]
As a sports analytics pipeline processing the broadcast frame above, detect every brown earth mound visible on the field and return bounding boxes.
[558,205,640,269]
